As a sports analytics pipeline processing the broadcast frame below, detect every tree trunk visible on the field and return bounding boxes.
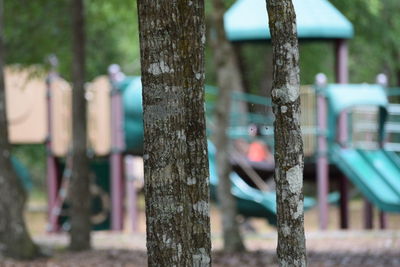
[232,43,250,95]
[266,1,307,266]
[210,0,245,253]
[138,1,211,266]
[0,0,40,259]
[68,0,91,251]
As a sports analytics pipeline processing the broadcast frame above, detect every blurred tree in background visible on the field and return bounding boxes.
[69,0,91,251]
[0,0,40,258]
[3,0,140,195]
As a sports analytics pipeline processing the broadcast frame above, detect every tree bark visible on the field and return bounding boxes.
[138,1,211,266]
[266,1,307,266]
[210,0,245,253]
[0,0,40,259]
[68,0,91,251]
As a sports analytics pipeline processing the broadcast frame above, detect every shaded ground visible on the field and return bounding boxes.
[2,196,399,266]
[1,231,399,266]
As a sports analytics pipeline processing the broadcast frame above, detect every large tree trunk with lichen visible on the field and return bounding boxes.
[266,0,307,266]
[0,0,40,259]
[137,1,211,266]
[68,0,91,251]
[210,0,245,253]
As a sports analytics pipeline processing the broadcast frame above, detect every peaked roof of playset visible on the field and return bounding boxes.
[325,84,388,116]
[224,0,354,42]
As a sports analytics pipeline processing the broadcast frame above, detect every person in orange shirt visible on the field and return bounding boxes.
[247,124,272,162]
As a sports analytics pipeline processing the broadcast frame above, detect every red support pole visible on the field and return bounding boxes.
[110,88,125,231]
[364,200,374,229]
[335,39,350,229]
[316,77,329,230]
[336,39,349,145]
[379,211,387,229]
[335,39,349,84]
[46,73,60,232]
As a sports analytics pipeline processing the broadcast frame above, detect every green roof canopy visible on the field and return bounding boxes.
[324,84,388,143]
[325,84,388,116]
[224,0,354,41]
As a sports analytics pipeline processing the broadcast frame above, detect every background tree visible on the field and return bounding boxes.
[2,0,141,195]
[210,0,246,253]
[137,0,211,266]
[266,0,306,266]
[0,0,40,259]
[3,0,140,80]
[331,0,400,86]
[68,0,91,251]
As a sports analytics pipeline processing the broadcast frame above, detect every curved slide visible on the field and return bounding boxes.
[332,145,400,213]
[208,142,316,226]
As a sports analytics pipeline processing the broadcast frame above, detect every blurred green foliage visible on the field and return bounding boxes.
[4,0,400,85]
[331,0,400,85]
[4,0,140,80]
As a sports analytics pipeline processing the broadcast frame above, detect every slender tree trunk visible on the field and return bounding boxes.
[210,0,245,253]
[69,0,91,251]
[138,1,211,266]
[266,1,307,266]
[232,43,250,95]
[0,0,40,259]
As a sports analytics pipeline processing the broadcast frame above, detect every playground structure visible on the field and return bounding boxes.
[4,0,400,232]
[5,67,400,233]
[221,0,399,229]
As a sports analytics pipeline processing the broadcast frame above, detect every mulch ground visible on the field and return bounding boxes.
[1,231,399,267]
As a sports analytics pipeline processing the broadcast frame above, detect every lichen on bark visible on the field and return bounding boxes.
[266,0,307,266]
[137,1,211,266]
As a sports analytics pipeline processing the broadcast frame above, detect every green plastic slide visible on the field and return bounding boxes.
[332,145,400,212]
[208,141,316,226]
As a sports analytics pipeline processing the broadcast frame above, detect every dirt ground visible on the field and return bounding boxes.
[1,231,399,266]
[1,198,400,266]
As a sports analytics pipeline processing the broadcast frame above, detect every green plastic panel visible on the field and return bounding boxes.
[325,84,388,144]
[119,77,144,155]
[59,158,111,230]
[332,146,400,212]
[224,0,354,42]
[12,156,32,191]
